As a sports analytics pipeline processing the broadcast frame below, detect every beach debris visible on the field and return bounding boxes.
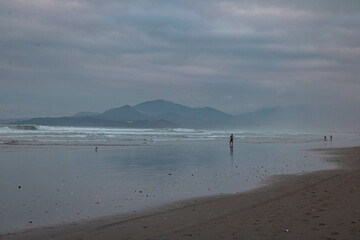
[29,221,32,224]
[18,185,21,189]
[284,229,289,233]
[168,173,172,175]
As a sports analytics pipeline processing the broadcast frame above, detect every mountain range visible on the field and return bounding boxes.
[10,99,353,131]
[15,100,240,129]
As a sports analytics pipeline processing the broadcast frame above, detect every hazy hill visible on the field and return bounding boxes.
[134,99,192,117]
[72,111,99,117]
[134,99,236,128]
[11,100,353,131]
[237,107,303,125]
[235,106,352,132]
[13,99,238,128]
[96,105,148,121]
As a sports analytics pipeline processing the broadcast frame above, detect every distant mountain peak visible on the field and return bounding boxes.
[136,99,175,106]
[134,99,191,117]
[98,105,147,121]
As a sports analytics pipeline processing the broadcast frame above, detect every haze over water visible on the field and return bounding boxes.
[0,126,359,233]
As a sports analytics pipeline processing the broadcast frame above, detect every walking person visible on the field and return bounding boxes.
[230,134,234,148]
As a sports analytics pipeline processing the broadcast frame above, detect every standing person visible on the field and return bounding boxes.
[230,134,234,148]
[330,136,333,141]
[324,136,327,141]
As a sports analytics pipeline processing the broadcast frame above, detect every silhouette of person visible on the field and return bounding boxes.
[330,136,333,141]
[324,136,327,141]
[230,134,234,148]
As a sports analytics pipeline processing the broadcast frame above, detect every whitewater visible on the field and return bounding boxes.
[0,125,347,145]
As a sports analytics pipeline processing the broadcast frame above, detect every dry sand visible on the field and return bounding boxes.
[2,146,360,240]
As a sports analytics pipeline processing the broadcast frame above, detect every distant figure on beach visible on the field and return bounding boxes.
[95,147,98,152]
[230,134,234,148]
[324,136,327,141]
[330,136,333,141]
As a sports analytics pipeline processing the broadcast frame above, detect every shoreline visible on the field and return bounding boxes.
[2,146,360,239]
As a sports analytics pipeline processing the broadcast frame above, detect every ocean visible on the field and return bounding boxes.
[0,125,359,233]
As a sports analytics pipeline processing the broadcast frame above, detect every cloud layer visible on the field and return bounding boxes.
[1,0,360,119]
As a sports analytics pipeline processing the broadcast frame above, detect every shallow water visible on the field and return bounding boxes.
[0,129,359,233]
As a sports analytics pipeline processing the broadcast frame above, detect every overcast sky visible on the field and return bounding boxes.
[1,0,360,118]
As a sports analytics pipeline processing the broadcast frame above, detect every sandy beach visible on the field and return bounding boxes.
[2,146,360,240]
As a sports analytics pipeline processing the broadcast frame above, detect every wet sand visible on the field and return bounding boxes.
[2,146,360,240]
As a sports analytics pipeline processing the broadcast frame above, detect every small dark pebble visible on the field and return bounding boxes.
[168,173,172,175]
[29,221,32,224]
[18,186,21,189]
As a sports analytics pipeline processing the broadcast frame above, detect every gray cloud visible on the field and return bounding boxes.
[1,0,360,123]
